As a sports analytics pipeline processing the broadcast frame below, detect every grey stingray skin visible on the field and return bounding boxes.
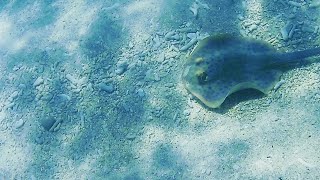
[182,34,320,108]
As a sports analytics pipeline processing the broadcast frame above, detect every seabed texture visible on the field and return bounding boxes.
[0,0,320,179]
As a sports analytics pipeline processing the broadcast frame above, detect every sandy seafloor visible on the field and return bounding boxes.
[0,0,320,179]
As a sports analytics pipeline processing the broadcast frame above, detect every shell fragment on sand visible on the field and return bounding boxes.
[281,22,295,41]
[189,0,210,17]
[309,0,320,8]
[180,37,198,51]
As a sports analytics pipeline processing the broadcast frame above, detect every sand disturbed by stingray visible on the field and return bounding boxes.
[182,34,320,108]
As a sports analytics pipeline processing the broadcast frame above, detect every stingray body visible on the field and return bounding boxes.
[182,34,320,108]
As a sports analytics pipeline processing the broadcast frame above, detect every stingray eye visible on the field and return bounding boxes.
[194,57,204,64]
[195,70,208,84]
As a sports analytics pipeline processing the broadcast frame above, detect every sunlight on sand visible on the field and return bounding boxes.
[49,0,100,51]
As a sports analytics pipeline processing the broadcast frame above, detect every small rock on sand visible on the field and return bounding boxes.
[115,62,128,75]
[33,77,44,87]
[40,118,56,131]
[137,88,145,97]
[14,119,24,129]
[97,82,114,93]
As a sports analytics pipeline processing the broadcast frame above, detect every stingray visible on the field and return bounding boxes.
[182,34,320,108]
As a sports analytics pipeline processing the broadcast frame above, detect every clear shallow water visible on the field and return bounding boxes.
[0,0,319,179]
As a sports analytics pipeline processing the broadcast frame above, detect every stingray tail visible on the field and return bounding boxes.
[276,47,320,64]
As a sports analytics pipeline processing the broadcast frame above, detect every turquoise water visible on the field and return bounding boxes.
[0,0,319,179]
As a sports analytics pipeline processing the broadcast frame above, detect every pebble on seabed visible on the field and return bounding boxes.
[33,77,44,87]
[14,119,24,129]
[137,88,145,97]
[97,82,114,93]
[40,118,56,131]
[115,61,128,75]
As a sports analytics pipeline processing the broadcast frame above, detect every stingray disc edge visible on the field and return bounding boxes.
[184,81,278,109]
